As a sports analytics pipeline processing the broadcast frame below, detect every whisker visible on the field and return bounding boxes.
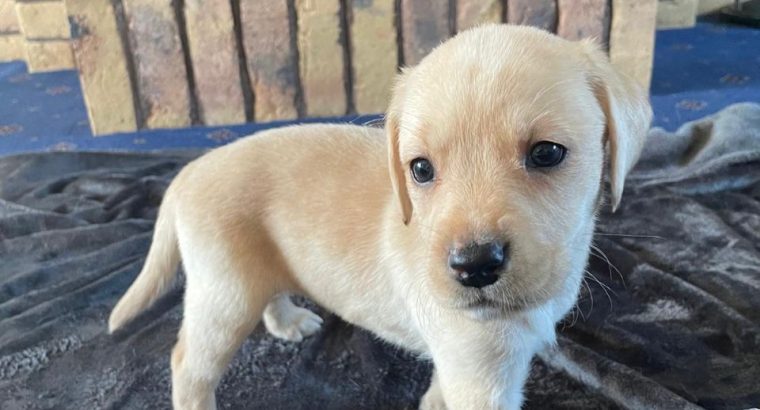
[590,243,626,286]
[563,302,580,328]
[570,304,580,326]
[595,232,664,240]
[361,116,385,127]
[580,277,593,320]
[584,269,615,308]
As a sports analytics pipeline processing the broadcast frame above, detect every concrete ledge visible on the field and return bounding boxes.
[657,0,698,29]
[16,1,70,40]
[24,39,74,72]
[0,33,24,61]
[0,0,20,33]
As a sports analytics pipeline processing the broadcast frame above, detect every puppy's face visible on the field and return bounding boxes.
[387,25,651,318]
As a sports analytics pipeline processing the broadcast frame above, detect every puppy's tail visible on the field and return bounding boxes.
[108,192,180,333]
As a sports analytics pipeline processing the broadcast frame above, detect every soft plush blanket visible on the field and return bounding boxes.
[1,103,759,410]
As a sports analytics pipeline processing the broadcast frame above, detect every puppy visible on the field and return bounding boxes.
[108,24,651,410]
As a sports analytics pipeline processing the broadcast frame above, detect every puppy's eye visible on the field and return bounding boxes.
[410,158,435,183]
[527,141,567,168]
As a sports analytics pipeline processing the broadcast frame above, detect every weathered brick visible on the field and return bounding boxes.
[296,0,346,116]
[184,0,245,125]
[657,0,697,29]
[609,0,657,90]
[67,0,137,134]
[401,0,450,66]
[0,0,20,33]
[349,0,396,114]
[456,0,502,31]
[240,0,298,121]
[123,0,191,128]
[16,1,70,39]
[557,0,609,43]
[0,33,23,61]
[507,0,557,32]
[24,39,74,71]
[697,0,731,14]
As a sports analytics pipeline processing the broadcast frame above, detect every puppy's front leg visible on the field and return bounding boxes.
[423,319,540,410]
[419,370,446,410]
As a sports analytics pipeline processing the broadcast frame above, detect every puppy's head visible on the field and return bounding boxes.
[386,25,651,318]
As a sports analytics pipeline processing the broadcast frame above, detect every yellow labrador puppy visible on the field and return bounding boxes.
[109,24,651,409]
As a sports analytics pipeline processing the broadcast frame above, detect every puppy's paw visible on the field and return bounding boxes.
[263,301,323,342]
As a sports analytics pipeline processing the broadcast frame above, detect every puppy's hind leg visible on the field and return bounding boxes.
[263,293,323,342]
[171,236,281,410]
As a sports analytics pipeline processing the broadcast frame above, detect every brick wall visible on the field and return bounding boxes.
[0,0,657,135]
[0,0,23,61]
[15,0,74,72]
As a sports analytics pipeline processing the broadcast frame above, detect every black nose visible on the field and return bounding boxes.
[448,242,507,288]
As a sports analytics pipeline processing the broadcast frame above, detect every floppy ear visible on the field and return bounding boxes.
[581,40,653,212]
[386,72,413,225]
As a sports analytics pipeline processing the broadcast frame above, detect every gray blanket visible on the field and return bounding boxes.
[1,103,759,410]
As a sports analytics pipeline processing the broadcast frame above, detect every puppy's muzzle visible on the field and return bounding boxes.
[448,241,508,289]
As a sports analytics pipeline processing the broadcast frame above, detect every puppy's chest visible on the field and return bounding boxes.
[331,297,429,354]
[292,261,429,354]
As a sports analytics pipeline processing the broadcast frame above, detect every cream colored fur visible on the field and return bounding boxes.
[108,25,651,410]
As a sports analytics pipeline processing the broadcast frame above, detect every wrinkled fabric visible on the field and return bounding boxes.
[1,104,759,410]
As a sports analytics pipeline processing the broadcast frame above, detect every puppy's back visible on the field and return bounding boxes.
[172,123,392,264]
[173,123,388,218]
